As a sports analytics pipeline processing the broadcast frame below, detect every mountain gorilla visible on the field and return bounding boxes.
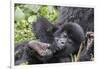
[15,7,94,65]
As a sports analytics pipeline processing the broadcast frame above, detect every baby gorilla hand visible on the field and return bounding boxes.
[28,40,52,56]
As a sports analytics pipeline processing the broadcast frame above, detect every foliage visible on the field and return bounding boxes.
[14,4,58,43]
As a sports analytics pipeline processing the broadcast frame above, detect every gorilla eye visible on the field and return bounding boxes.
[55,37,59,42]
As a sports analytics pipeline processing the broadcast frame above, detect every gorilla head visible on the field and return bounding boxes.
[52,23,85,54]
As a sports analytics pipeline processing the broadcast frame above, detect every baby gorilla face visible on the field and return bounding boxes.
[54,32,68,49]
[54,31,76,54]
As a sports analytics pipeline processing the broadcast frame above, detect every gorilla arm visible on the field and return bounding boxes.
[15,40,53,65]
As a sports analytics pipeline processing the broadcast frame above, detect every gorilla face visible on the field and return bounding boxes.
[54,31,74,50]
[54,32,68,48]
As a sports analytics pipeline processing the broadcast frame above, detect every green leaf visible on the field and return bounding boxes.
[28,15,37,23]
[15,7,25,22]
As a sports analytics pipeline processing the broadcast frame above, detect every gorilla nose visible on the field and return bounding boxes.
[61,41,65,44]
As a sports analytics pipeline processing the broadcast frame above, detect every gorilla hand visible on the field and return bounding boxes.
[28,40,52,56]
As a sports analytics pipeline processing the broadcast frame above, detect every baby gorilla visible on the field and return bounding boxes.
[45,23,85,63]
[28,23,84,63]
